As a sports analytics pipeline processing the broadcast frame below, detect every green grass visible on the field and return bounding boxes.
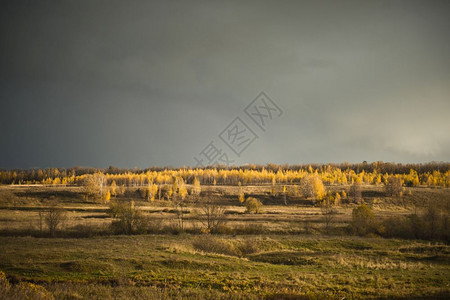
[1,235,449,299]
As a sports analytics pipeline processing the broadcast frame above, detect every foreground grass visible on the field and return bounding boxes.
[1,235,449,299]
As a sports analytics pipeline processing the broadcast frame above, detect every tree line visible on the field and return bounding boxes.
[0,162,449,187]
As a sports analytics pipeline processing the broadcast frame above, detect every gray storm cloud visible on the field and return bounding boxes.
[0,0,449,168]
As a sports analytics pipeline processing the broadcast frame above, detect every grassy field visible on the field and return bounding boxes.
[0,184,449,299]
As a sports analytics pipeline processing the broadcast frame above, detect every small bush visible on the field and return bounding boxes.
[245,197,262,214]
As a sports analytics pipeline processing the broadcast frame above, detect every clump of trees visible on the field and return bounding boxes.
[300,174,326,202]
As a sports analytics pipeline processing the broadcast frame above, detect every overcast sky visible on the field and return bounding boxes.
[1,0,449,169]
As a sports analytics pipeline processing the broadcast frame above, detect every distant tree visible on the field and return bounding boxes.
[349,182,362,203]
[104,191,111,203]
[238,182,245,203]
[351,204,381,236]
[176,177,188,200]
[165,185,174,200]
[109,200,145,234]
[334,192,341,206]
[81,173,106,201]
[110,180,117,197]
[375,175,382,185]
[321,196,336,235]
[191,177,202,196]
[44,206,66,237]
[270,177,278,196]
[385,176,403,196]
[144,183,158,202]
[300,174,326,201]
[173,199,187,231]
[282,185,287,205]
[292,185,299,197]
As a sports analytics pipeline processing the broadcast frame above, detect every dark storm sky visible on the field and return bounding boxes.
[1,0,449,169]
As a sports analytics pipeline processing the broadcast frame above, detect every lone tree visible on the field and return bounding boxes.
[238,182,245,203]
[321,195,336,235]
[44,206,66,237]
[199,199,227,233]
[172,177,188,231]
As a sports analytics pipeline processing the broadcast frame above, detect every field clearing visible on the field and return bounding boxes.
[0,183,449,299]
